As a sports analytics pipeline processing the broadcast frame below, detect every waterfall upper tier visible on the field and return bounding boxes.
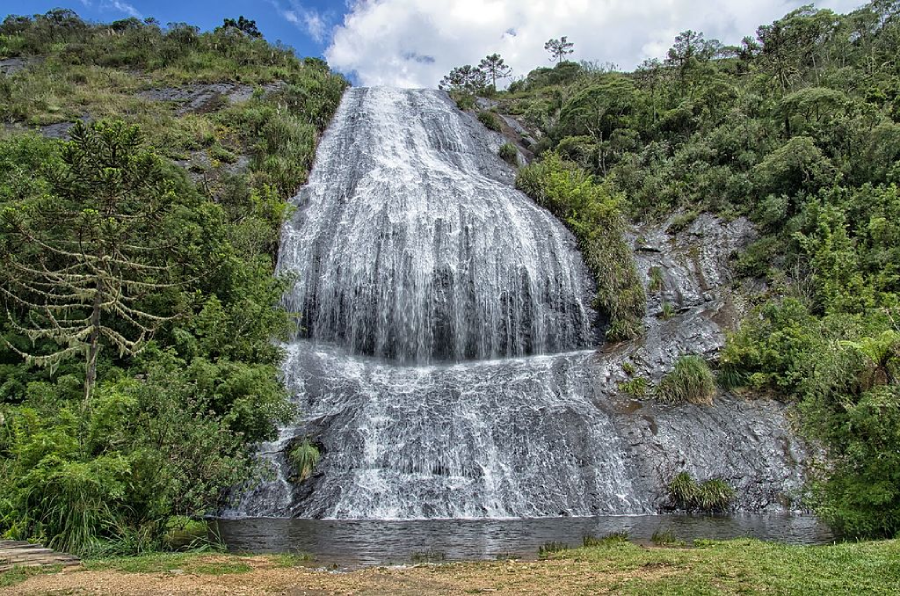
[278,87,597,363]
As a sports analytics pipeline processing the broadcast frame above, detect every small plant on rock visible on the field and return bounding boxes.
[287,439,320,481]
[656,355,716,405]
[498,142,518,165]
[619,377,648,398]
[668,471,735,511]
[660,301,676,320]
[648,266,664,293]
[478,110,502,131]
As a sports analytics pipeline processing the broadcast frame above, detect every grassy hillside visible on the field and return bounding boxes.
[0,10,347,555]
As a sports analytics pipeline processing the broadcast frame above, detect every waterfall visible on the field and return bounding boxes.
[227,87,806,519]
[277,87,597,363]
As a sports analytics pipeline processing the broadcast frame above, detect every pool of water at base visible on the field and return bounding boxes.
[212,514,833,568]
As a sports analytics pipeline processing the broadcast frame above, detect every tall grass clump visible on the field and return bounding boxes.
[538,541,569,556]
[656,355,716,405]
[582,531,629,547]
[668,471,735,511]
[287,439,320,482]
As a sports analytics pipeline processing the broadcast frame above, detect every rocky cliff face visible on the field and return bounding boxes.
[596,213,805,511]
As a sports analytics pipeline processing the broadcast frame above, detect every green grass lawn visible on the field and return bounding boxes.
[2,538,899,594]
[546,537,900,594]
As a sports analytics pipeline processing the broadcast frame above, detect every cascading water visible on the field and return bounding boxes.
[278,87,597,363]
[227,87,806,519]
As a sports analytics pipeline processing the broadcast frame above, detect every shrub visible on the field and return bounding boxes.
[656,355,716,405]
[516,153,646,340]
[667,211,698,234]
[498,142,518,165]
[619,377,648,398]
[453,93,476,111]
[668,472,735,511]
[287,439,319,482]
[478,110,502,131]
[648,266,664,293]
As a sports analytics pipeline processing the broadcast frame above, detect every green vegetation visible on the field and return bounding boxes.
[659,301,676,320]
[477,7,900,532]
[516,153,645,339]
[6,541,899,593]
[477,110,502,131]
[647,266,664,293]
[650,528,685,546]
[0,10,346,556]
[619,376,648,398]
[537,541,569,556]
[287,439,320,482]
[582,531,629,547]
[669,472,736,511]
[656,355,716,405]
[498,142,518,165]
[546,538,900,594]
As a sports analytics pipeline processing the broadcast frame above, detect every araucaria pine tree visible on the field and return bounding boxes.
[544,36,574,63]
[478,53,512,91]
[0,120,181,404]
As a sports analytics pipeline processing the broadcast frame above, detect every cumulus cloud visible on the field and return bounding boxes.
[275,1,331,43]
[325,0,862,88]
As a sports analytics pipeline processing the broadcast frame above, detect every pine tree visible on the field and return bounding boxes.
[478,53,512,92]
[0,121,182,404]
[544,37,574,64]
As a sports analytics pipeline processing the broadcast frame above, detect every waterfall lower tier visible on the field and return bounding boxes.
[226,343,805,519]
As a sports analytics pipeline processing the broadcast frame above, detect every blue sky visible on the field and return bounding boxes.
[4,0,864,88]
[4,0,339,59]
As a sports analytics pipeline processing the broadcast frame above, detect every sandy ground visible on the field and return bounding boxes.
[1,556,673,595]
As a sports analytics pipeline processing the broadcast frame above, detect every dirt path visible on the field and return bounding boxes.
[1,556,672,595]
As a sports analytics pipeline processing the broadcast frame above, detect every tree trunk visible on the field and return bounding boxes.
[84,277,103,406]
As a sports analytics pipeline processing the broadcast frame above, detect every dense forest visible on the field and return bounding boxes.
[0,10,347,555]
[0,0,899,556]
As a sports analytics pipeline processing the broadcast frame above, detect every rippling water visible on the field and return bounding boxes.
[214,515,832,567]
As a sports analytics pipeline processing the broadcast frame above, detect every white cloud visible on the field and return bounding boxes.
[108,1,142,19]
[325,0,863,88]
[276,1,330,43]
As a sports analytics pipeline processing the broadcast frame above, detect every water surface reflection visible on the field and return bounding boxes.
[214,515,832,567]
